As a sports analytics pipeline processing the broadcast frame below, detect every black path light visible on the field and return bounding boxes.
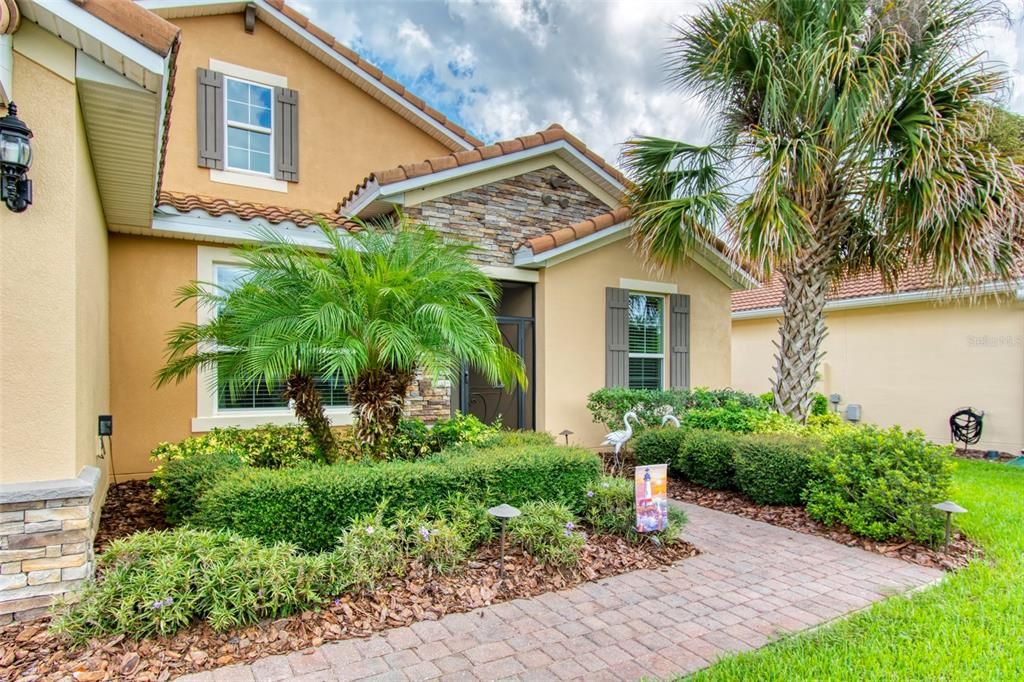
[559,429,573,445]
[0,102,33,213]
[487,503,521,579]
[932,500,967,553]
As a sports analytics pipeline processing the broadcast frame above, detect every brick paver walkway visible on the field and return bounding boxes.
[177,502,943,681]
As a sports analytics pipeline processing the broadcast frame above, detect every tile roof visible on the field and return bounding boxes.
[157,191,355,229]
[262,0,482,150]
[523,207,632,254]
[731,265,948,312]
[77,0,180,57]
[339,124,630,210]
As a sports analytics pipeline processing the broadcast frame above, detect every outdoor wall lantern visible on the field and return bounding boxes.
[0,102,33,213]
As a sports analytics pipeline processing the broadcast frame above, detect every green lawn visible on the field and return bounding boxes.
[687,460,1024,681]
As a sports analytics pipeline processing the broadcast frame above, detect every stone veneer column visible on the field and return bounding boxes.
[0,466,101,624]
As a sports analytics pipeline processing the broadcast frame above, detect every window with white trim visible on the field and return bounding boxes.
[225,77,273,175]
[627,294,664,390]
[212,263,348,412]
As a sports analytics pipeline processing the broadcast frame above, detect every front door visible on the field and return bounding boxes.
[461,316,534,430]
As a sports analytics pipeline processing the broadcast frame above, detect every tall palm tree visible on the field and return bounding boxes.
[156,220,526,460]
[623,0,1024,420]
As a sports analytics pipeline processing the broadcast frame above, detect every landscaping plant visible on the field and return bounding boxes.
[583,476,688,544]
[732,433,819,506]
[634,427,688,473]
[624,0,1024,420]
[150,424,319,469]
[156,219,525,460]
[149,451,245,525]
[804,425,953,545]
[587,387,766,431]
[508,501,586,567]
[334,508,406,589]
[677,429,741,489]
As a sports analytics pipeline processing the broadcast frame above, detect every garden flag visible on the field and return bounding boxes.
[635,463,669,532]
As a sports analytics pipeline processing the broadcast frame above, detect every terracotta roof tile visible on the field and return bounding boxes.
[76,0,179,57]
[157,191,355,230]
[340,124,630,209]
[240,2,482,150]
[731,266,951,312]
[572,218,598,240]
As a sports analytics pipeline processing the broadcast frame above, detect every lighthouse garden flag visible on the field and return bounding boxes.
[635,463,669,532]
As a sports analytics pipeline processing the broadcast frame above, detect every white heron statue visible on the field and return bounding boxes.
[602,411,638,472]
[661,413,681,428]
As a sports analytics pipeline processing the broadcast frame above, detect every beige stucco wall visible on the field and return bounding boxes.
[108,234,198,479]
[0,29,109,491]
[162,14,452,211]
[732,298,1024,452]
[537,238,734,448]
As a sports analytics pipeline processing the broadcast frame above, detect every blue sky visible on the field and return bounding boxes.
[291,0,1024,164]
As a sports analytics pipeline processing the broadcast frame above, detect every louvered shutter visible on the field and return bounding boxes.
[669,293,691,389]
[274,87,299,182]
[196,68,224,169]
[605,287,629,387]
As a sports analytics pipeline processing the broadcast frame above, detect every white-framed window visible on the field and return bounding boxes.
[225,77,273,175]
[627,293,665,390]
[193,247,353,432]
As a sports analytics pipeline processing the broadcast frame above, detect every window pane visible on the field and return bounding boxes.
[226,79,248,105]
[251,151,270,173]
[628,295,663,354]
[227,101,249,125]
[228,126,248,148]
[227,128,272,174]
[250,131,270,153]
[227,147,248,170]
[629,358,662,390]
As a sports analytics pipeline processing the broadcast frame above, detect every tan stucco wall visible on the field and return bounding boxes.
[0,32,109,490]
[108,234,198,479]
[537,239,734,448]
[732,298,1024,452]
[162,14,452,211]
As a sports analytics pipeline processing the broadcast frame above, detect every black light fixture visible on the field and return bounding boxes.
[0,102,33,213]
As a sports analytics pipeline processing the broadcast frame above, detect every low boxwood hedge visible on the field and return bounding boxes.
[634,428,688,474]
[150,451,245,525]
[733,433,819,505]
[193,445,602,551]
[678,429,741,489]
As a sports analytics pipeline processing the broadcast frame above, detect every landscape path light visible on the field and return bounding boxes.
[487,503,521,579]
[931,500,967,553]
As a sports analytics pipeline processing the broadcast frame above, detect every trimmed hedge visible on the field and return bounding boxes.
[150,425,320,468]
[193,445,602,551]
[733,434,819,505]
[587,387,766,431]
[150,452,245,525]
[634,428,688,474]
[678,430,741,489]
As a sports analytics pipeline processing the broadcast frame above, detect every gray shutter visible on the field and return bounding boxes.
[196,68,224,169]
[274,87,299,182]
[669,294,691,389]
[606,287,629,388]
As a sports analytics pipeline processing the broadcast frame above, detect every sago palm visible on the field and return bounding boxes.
[623,0,1024,420]
[156,220,526,460]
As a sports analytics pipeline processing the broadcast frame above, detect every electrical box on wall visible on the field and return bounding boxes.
[845,404,861,422]
[98,415,113,436]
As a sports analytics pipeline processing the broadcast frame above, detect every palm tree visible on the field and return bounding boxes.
[623,0,1024,420]
[156,220,526,460]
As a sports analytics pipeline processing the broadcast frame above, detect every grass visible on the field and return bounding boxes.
[686,460,1024,681]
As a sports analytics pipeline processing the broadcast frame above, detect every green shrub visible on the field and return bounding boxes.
[50,528,351,642]
[681,404,767,433]
[150,452,245,525]
[587,387,766,431]
[678,430,741,489]
[759,391,774,407]
[334,509,405,589]
[803,425,953,545]
[508,501,585,566]
[150,425,320,468]
[194,444,601,551]
[482,430,557,448]
[430,412,500,450]
[394,508,474,575]
[634,428,688,474]
[733,434,819,505]
[811,393,830,416]
[582,476,688,544]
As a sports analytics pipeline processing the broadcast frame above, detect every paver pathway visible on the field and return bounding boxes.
[178,502,943,682]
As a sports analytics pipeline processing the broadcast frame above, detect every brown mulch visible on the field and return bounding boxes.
[93,481,167,554]
[665,477,977,571]
[2,534,697,681]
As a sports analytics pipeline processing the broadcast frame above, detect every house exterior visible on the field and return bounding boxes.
[731,268,1024,454]
[0,0,749,621]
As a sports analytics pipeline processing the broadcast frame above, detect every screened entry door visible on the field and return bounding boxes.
[461,317,534,430]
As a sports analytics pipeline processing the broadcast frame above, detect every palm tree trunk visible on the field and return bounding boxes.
[349,367,414,453]
[284,373,338,464]
[772,265,829,422]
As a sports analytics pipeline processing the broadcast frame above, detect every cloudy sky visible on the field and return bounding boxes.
[292,0,1024,165]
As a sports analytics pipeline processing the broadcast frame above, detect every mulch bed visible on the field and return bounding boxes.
[952,447,1017,462]
[665,477,977,571]
[93,481,167,554]
[4,485,698,681]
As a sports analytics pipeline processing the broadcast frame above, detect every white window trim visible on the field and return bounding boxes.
[208,59,289,193]
[626,292,668,391]
[193,246,353,432]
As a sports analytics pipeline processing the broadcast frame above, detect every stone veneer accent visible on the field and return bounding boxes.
[403,166,610,267]
[0,466,101,624]
[404,375,452,422]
